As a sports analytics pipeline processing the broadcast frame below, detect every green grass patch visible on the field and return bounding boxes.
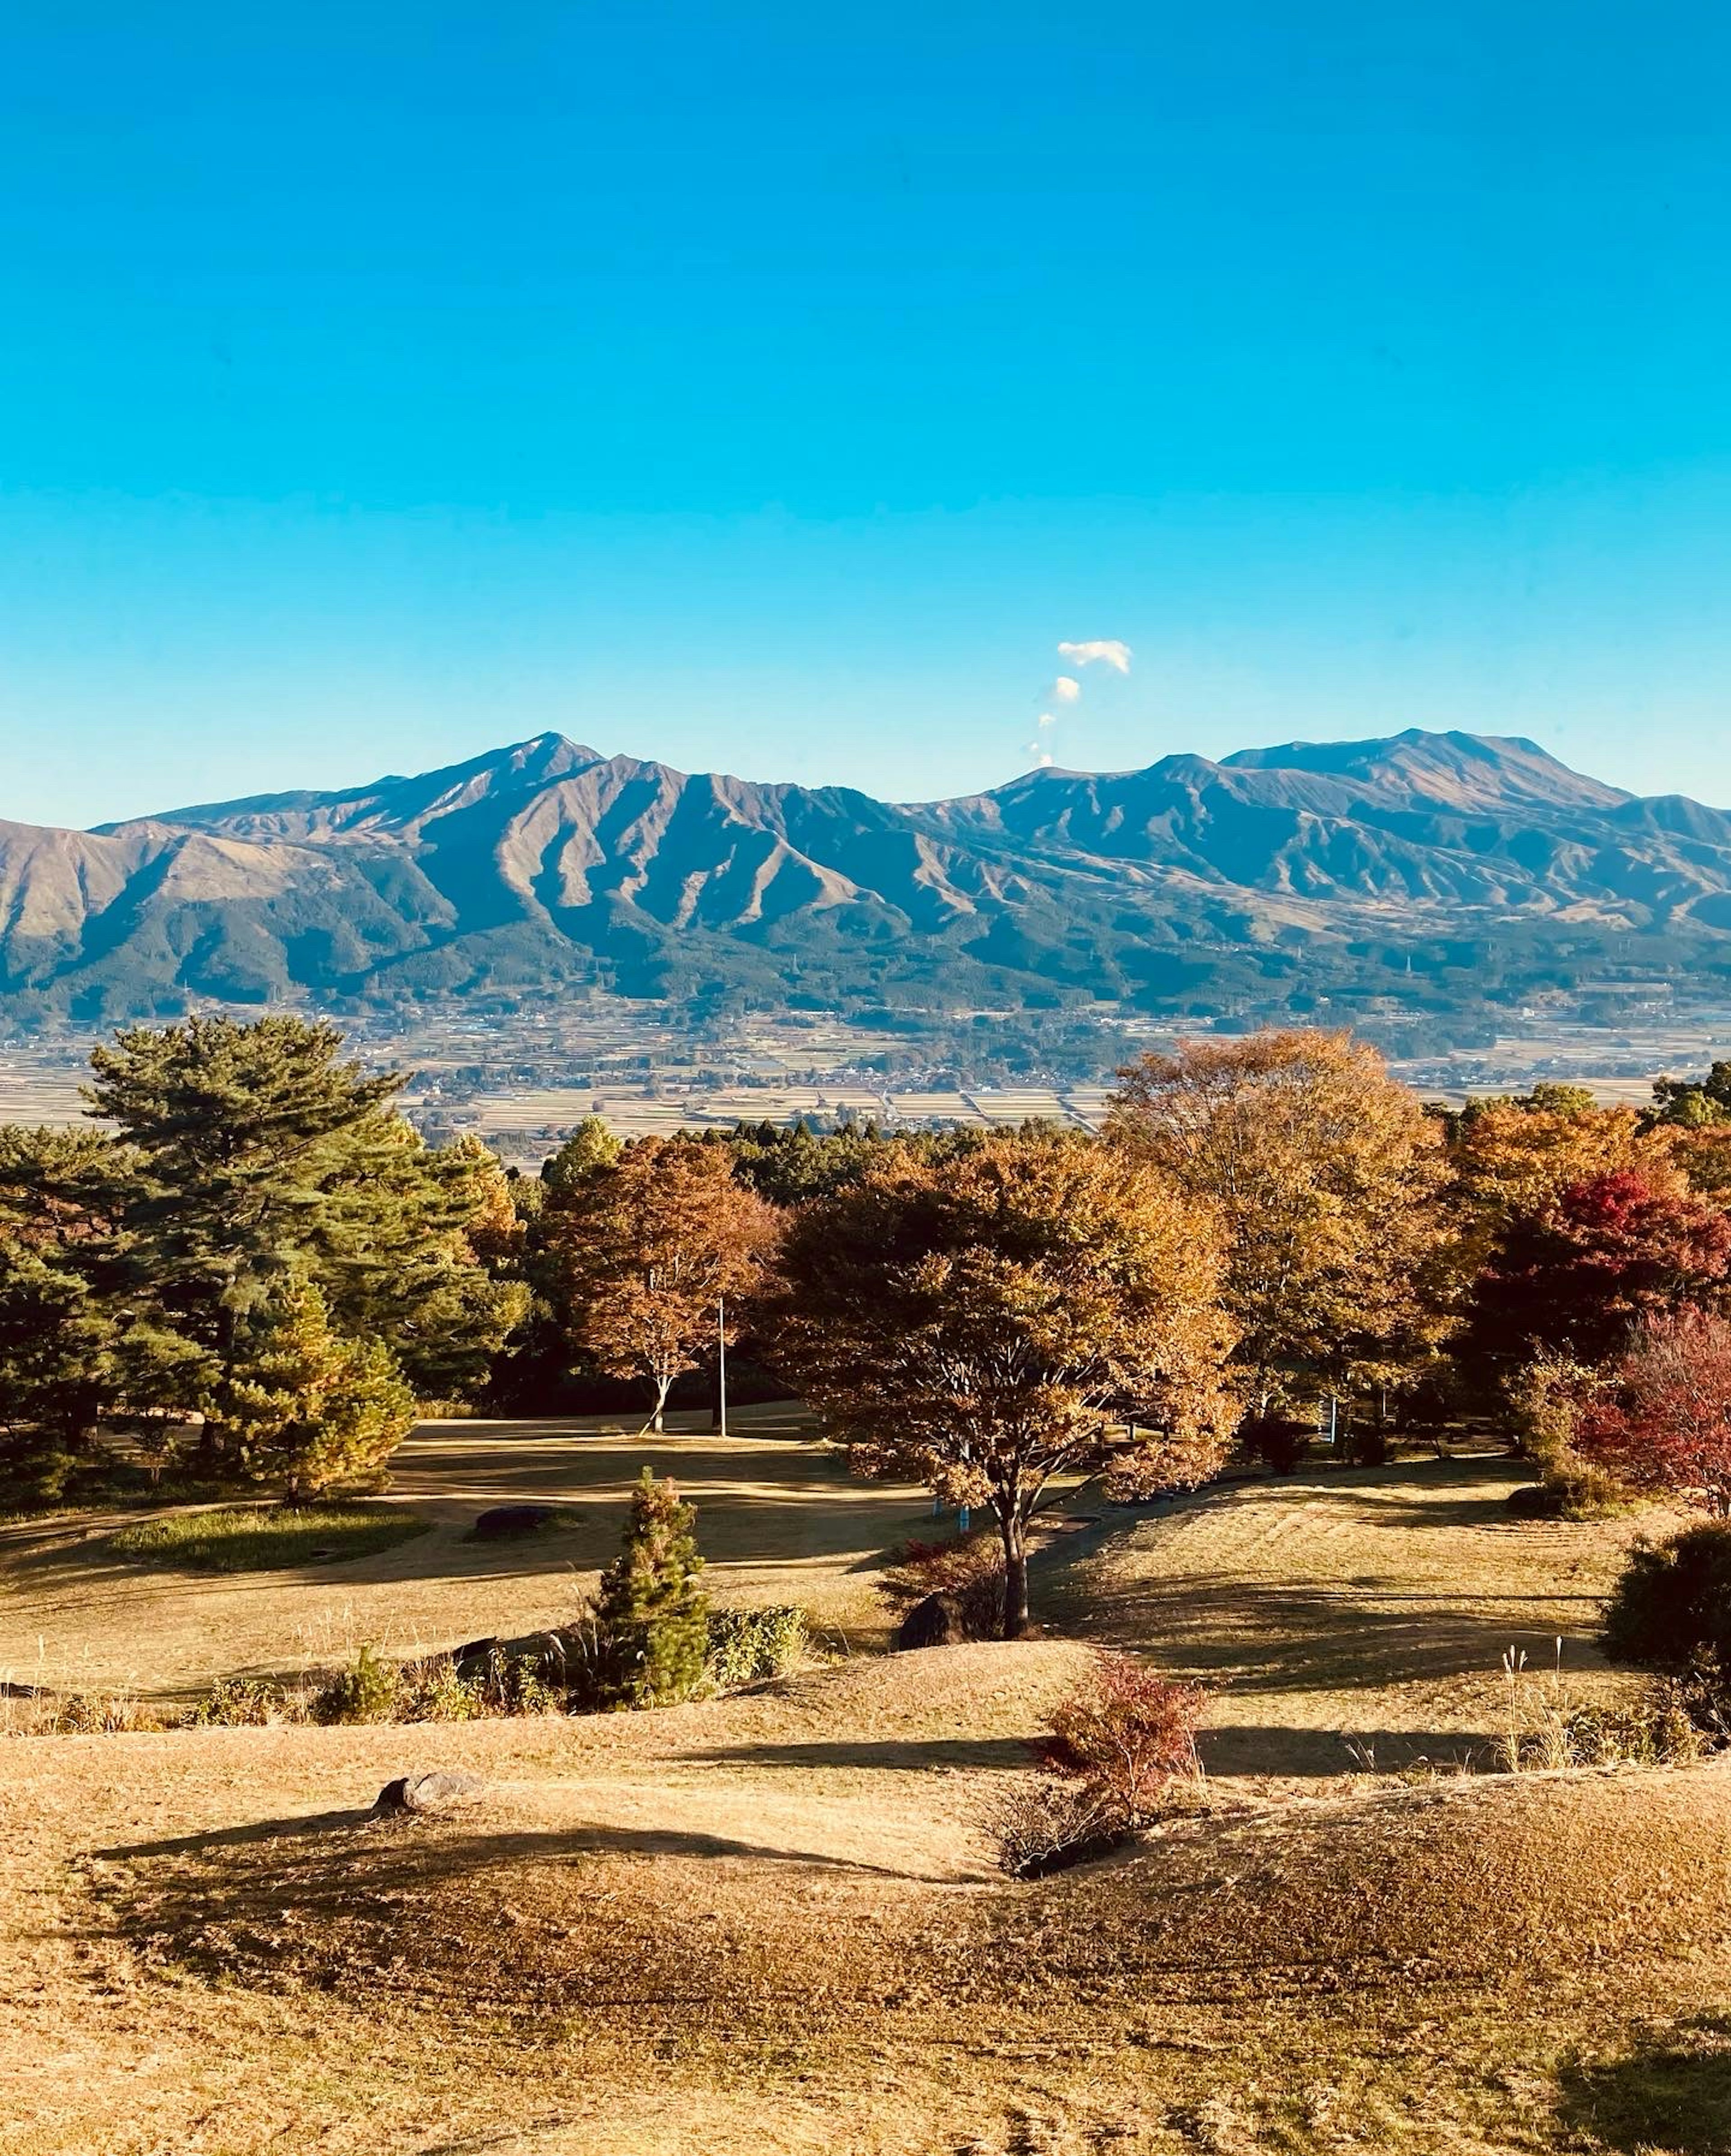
[109,1503,432,1574]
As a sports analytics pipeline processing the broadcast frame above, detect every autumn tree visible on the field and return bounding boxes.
[765,1129,1238,1637]
[1574,1307,1731,1515]
[1462,1167,1731,1378]
[1106,1030,1448,1411]
[1447,1085,1678,1250]
[549,1137,778,1431]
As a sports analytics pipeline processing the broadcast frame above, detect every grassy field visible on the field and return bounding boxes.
[2,1438,1728,2154]
[0,1403,941,1700]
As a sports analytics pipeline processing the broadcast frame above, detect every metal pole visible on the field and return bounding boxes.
[717,1292,728,1438]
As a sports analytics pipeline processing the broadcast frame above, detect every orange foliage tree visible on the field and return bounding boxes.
[1107,1030,1449,1411]
[549,1137,778,1431]
[764,1129,1238,1636]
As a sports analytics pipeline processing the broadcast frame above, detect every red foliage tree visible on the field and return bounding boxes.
[1576,1307,1731,1515]
[1466,1167,1731,1374]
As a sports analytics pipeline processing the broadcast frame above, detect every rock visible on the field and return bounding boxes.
[374,1769,488,1816]
[472,1503,558,1540]
[896,1592,963,1651]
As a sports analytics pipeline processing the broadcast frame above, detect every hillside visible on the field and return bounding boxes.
[4,727,1730,1021]
[6,1442,1731,2154]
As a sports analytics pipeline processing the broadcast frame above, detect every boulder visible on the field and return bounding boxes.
[472,1503,558,1540]
[896,1592,963,1651]
[374,1769,488,1816]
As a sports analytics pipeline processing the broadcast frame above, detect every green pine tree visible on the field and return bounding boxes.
[86,1014,525,1427]
[591,1468,710,1708]
[214,1272,416,1503]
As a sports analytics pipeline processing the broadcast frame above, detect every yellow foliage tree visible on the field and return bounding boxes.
[765,1130,1238,1636]
[1107,1029,1449,1410]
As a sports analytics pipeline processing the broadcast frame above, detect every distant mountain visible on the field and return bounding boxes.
[6,727,1731,1025]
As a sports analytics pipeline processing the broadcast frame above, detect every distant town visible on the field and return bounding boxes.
[5,989,1726,1163]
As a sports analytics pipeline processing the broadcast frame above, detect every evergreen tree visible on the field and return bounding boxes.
[211,1272,416,1502]
[0,1242,116,1489]
[591,1468,710,1708]
[86,1014,524,1404]
[541,1116,621,1188]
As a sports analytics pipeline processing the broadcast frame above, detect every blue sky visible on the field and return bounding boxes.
[4,1,1730,826]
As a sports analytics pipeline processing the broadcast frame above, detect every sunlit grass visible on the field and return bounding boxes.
[110,1503,431,1574]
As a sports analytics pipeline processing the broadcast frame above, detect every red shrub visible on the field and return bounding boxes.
[1039,1653,1205,1826]
[1577,1306,1731,1515]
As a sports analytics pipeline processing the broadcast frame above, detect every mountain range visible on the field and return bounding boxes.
[5,729,1731,1026]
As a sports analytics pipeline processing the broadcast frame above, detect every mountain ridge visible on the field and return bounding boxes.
[10,728,1731,1025]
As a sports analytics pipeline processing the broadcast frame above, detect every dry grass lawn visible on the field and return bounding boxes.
[0,1403,938,1699]
[3,1443,1730,2155]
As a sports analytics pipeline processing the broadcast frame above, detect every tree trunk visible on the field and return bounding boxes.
[643,1372,672,1436]
[998,1505,1030,1640]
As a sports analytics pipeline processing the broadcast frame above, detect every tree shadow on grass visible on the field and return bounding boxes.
[1554,2018,1731,2152]
[1044,1575,1608,1695]
[680,1735,1031,1772]
[94,1814,929,1879]
[1195,1722,1492,1779]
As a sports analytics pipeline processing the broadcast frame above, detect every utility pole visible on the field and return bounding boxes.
[715,1291,728,1438]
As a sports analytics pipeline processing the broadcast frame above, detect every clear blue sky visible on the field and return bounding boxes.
[4,1,1731,827]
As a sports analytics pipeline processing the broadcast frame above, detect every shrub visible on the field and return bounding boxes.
[311,1643,399,1725]
[470,1645,560,1717]
[1039,1652,1205,1827]
[1492,1640,1708,1769]
[986,1781,1124,1880]
[1504,1355,1633,1519]
[1240,1414,1312,1476]
[879,1529,1005,1640]
[394,1655,485,1723]
[706,1605,809,1689]
[29,1690,161,1735]
[1576,1308,1731,1515]
[1339,1419,1391,1468]
[181,1676,298,1727]
[1561,1692,1703,1767]
[1602,1521,1731,1707]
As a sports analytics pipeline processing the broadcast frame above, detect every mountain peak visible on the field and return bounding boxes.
[1217,728,1630,813]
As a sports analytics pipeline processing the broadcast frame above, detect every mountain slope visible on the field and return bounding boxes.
[8,728,1731,1023]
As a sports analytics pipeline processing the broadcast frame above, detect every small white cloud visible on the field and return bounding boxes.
[1051,676,1081,703]
[1034,750,1055,767]
[1058,639,1131,674]
[1035,711,1058,729]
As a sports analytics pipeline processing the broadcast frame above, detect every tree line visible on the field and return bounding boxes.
[7,1018,1731,1632]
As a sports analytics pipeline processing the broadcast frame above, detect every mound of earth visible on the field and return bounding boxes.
[102,1721,1731,2039]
